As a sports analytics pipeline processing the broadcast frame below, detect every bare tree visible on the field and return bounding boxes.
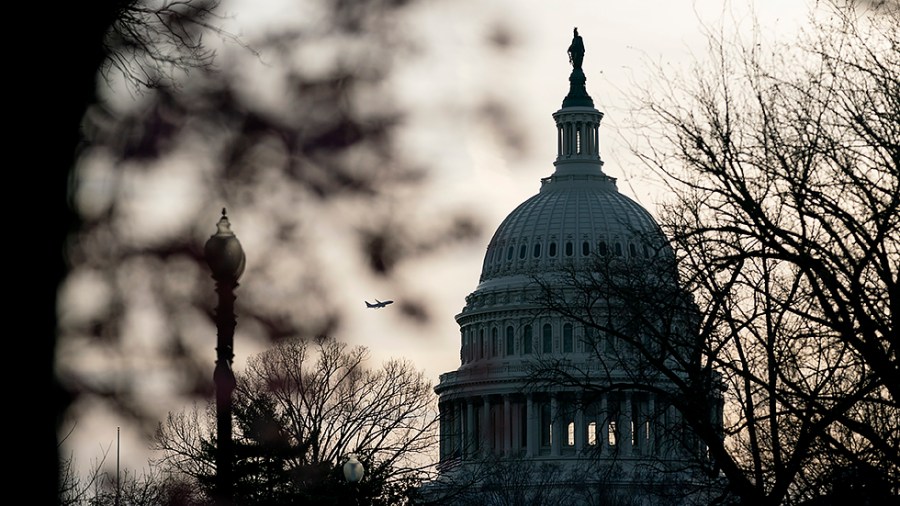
[638,1,899,502]
[528,1,898,505]
[153,335,439,504]
[58,448,192,506]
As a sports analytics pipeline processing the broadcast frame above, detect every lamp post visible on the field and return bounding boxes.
[343,454,365,484]
[343,454,365,505]
[204,208,245,506]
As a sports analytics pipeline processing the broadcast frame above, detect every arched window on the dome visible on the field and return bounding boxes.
[533,243,541,258]
[519,244,527,259]
[582,241,590,256]
[598,241,608,256]
[507,246,514,261]
[491,327,499,357]
[542,323,553,353]
[523,325,533,354]
[548,242,557,257]
[565,241,573,256]
[629,243,637,258]
[563,323,573,353]
[506,326,515,355]
[614,242,623,256]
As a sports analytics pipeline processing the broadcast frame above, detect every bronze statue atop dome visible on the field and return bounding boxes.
[568,27,584,69]
[562,27,593,107]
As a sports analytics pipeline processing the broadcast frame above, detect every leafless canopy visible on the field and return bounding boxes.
[153,336,439,503]
[528,1,898,504]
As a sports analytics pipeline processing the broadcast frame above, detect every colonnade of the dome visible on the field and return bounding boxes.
[436,388,716,466]
[555,110,602,160]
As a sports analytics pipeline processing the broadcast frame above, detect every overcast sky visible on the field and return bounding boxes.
[63,0,818,479]
[332,0,813,395]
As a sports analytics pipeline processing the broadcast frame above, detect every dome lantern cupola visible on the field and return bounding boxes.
[552,27,606,177]
[471,27,662,291]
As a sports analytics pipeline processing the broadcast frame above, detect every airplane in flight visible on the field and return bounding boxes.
[365,299,394,309]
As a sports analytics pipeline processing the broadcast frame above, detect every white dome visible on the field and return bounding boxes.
[477,171,665,292]
[431,32,716,506]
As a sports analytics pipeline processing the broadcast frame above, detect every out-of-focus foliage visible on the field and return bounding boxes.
[54,0,525,499]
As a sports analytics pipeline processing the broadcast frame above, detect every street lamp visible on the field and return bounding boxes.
[343,454,365,505]
[343,454,365,484]
[204,208,245,506]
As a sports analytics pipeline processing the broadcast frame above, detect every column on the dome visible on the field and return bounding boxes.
[503,395,512,456]
[493,397,502,451]
[460,329,465,363]
[482,395,492,456]
[622,391,633,456]
[440,401,457,460]
[632,394,642,456]
[575,393,585,453]
[455,401,464,459]
[466,398,475,458]
[584,119,591,156]
[648,395,656,456]
[550,393,561,456]
[704,398,717,460]
[597,393,609,455]
[557,125,563,158]
[569,121,576,156]
[511,397,521,456]
[608,395,619,455]
[666,402,677,458]
[526,394,535,457]
[437,402,446,460]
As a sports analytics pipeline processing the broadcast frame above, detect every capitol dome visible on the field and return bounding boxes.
[477,161,666,291]
[430,28,721,505]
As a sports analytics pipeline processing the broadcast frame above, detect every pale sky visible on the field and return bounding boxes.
[62,0,817,480]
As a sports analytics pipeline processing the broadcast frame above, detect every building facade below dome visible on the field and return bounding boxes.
[429,28,724,505]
